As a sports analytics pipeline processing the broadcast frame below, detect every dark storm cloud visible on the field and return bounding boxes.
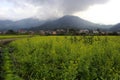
[61,0,108,14]
[0,0,109,20]
[27,0,108,14]
[25,0,109,19]
[8,0,109,14]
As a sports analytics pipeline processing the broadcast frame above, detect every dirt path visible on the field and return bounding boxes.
[0,35,33,45]
[0,39,16,45]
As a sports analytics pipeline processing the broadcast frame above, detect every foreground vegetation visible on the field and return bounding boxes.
[1,36,120,80]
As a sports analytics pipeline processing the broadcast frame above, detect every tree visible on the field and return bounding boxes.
[6,30,16,34]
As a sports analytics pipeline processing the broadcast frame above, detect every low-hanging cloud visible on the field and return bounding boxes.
[0,0,109,20]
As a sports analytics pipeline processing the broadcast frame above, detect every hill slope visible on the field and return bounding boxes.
[110,23,120,31]
[0,15,113,31]
[31,15,111,30]
[0,20,14,31]
[0,18,45,31]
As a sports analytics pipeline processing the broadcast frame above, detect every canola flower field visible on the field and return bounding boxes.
[1,36,120,80]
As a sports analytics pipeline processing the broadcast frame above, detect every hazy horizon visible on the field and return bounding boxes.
[0,0,120,25]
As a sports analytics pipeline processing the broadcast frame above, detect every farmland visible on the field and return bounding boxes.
[0,36,120,80]
[0,35,31,39]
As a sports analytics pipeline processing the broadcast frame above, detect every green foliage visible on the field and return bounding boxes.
[6,30,17,35]
[4,36,120,80]
[2,48,23,80]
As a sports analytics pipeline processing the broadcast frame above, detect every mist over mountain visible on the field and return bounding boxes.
[0,20,14,31]
[0,18,45,31]
[13,18,45,29]
[110,23,120,31]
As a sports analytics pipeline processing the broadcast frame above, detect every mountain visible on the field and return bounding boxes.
[0,15,113,31]
[110,23,120,31]
[13,18,45,29]
[0,18,45,31]
[0,20,14,31]
[31,15,111,30]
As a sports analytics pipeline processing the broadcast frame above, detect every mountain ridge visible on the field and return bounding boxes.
[30,15,112,30]
[110,23,120,31]
[0,15,114,31]
[0,18,45,31]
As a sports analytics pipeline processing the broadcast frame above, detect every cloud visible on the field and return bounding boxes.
[0,0,109,20]
[27,0,108,14]
[62,0,108,14]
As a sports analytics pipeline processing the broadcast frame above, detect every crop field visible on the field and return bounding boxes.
[1,36,120,80]
[0,35,30,39]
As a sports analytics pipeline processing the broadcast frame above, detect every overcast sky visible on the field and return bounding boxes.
[0,0,120,24]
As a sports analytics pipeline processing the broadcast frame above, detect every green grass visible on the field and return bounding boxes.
[0,35,31,39]
[3,36,120,80]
